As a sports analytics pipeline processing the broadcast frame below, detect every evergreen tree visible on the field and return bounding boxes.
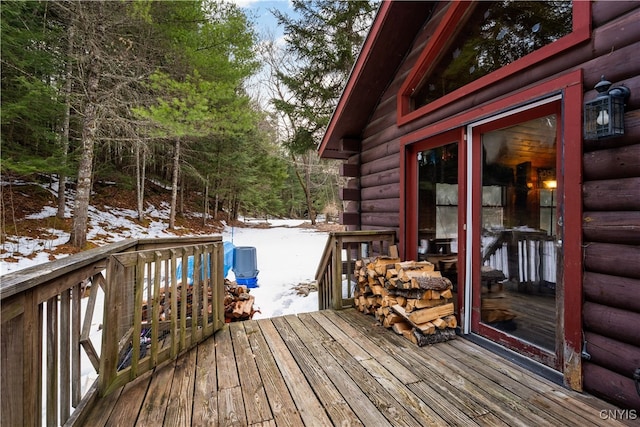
[1,1,66,175]
[270,0,378,224]
[134,1,260,229]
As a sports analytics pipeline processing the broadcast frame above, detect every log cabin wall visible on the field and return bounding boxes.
[343,1,640,409]
[581,3,640,411]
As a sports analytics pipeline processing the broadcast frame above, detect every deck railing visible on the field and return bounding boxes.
[0,235,224,427]
[315,230,396,310]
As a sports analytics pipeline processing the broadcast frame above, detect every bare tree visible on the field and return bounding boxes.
[62,0,164,247]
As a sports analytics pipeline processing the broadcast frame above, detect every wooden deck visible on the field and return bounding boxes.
[82,309,632,426]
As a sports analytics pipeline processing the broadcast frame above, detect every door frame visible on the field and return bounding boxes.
[403,129,467,320]
[466,96,562,368]
[400,69,584,389]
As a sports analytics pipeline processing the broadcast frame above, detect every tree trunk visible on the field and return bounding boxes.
[57,24,74,220]
[304,153,317,225]
[203,176,209,226]
[69,70,100,248]
[214,189,220,220]
[135,141,146,221]
[169,137,180,230]
[291,152,316,225]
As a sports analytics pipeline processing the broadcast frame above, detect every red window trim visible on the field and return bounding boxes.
[397,1,591,126]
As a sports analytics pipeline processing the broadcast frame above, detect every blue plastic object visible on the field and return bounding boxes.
[223,241,235,278]
[176,241,235,284]
[176,255,202,285]
[236,277,258,288]
[233,246,259,288]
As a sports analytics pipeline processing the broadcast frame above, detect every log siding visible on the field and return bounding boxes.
[331,1,640,410]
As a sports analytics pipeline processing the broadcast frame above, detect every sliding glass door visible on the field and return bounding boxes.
[469,100,562,368]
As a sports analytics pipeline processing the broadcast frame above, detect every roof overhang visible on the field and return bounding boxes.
[318,1,436,159]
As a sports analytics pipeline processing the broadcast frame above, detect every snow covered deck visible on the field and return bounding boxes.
[79,309,631,426]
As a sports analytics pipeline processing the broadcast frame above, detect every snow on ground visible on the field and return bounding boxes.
[2,186,333,420]
[1,206,328,317]
[223,219,326,318]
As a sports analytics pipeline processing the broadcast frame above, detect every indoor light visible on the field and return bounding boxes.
[584,76,631,140]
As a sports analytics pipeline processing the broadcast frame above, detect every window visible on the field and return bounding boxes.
[412,1,572,109]
[398,1,590,124]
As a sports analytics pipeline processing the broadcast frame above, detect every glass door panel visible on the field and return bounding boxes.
[418,143,459,294]
[479,114,558,353]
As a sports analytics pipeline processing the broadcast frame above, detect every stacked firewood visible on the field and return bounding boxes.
[224,279,258,322]
[354,256,457,346]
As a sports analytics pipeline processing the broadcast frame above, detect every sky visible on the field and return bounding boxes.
[233,0,293,39]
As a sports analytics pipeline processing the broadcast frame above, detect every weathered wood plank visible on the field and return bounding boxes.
[79,386,123,427]
[310,310,416,384]
[334,309,532,427]
[135,360,175,425]
[405,380,483,427]
[1,314,24,426]
[164,350,196,426]
[272,315,363,426]
[23,289,41,427]
[243,320,303,426]
[105,371,153,427]
[280,314,390,427]
[445,338,626,426]
[192,336,218,426]
[320,332,424,426]
[299,313,424,426]
[229,321,273,425]
[215,326,239,390]
[46,297,58,426]
[217,386,246,427]
[258,318,331,426]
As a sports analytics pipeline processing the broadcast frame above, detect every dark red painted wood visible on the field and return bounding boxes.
[584,302,640,347]
[584,332,640,378]
[584,243,640,280]
[583,363,640,410]
[583,211,640,245]
[583,145,640,181]
[583,271,640,313]
[583,178,640,211]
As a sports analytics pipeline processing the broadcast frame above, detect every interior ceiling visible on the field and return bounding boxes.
[483,119,557,170]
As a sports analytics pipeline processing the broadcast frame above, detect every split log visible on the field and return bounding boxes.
[391,304,436,335]
[408,303,454,325]
[391,321,412,335]
[412,328,457,347]
[354,255,457,346]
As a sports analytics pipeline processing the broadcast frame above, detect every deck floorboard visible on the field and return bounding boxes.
[82,309,633,426]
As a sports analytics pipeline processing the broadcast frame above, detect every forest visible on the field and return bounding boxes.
[1,0,378,248]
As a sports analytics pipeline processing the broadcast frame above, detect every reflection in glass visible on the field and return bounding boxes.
[413,1,572,109]
[418,143,459,291]
[480,115,558,352]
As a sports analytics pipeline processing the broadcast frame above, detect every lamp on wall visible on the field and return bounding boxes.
[584,76,631,140]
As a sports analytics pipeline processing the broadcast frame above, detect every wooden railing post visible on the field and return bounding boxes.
[332,236,343,310]
[316,230,396,311]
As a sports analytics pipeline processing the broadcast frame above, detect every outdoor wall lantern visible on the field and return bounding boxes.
[584,76,631,140]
